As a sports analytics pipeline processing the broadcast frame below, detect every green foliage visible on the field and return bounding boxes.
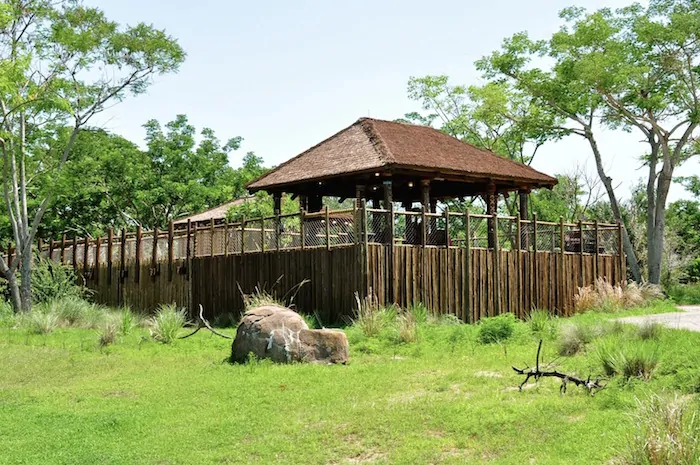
[226,191,299,223]
[149,304,188,344]
[596,340,659,381]
[637,321,663,341]
[618,395,700,465]
[477,313,516,344]
[527,310,555,336]
[98,317,118,348]
[28,310,59,335]
[118,307,137,336]
[558,322,594,356]
[30,257,87,304]
[667,283,700,305]
[407,302,429,325]
[352,293,386,337]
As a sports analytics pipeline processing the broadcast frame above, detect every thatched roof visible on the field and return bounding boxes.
[247,118,556,193]
[173,196,253,227]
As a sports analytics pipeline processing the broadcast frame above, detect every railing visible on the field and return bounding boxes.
[36,204,623,268]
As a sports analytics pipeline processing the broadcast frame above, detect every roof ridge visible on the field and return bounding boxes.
[358,118,397,165]
[247,118,375,189]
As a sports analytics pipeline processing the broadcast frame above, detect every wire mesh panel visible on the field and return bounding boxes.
[141,232,154,263]
[469,215,490,249]
[303,215,327,247]
[329,211,355,246]
[244,220,263,252]
[281,214,301,249]
[263,218,277,250]
[365,209,391,244]
[562,223,581,253]
[598,225,620,255]
[536,223,558,252]
[497,217,518,251]
[393,211,421,245]
[447,212,466,247]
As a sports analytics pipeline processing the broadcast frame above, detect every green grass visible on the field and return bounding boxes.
[0,301,698,464]
[667,283,700,305]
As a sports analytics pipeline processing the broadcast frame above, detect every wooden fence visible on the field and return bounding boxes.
[37,205,626,322]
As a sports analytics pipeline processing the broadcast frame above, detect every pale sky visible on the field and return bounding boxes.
[89,0,700,202]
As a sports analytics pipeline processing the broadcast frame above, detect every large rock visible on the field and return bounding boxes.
[230,305,349,364]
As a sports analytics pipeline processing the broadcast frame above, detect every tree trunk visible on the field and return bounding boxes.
[19,250,32,312]
[647,159,673,285]
[586,133,642,282]
[6,271,21,312]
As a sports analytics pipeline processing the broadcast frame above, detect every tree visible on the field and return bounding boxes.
[478,1,700,284]
[0,0,184,311]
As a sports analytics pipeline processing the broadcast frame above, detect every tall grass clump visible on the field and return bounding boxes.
[98,317,118,347]
[407,302,429,325]
[557,321,594,356]
[527,309,556,338]
[666,282,700,305]
[575,278,663,313]
[394,310,418,343]
[616,395,700,465]
[477,313,516,344]
[637,320,663,341]
[597,340,659,381]
[352,292,386,337]
[28,310,59,335]
[118,307,138,335]
[149,304,189,344]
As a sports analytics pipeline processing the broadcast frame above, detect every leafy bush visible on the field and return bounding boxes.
[30,257,87,304]
[637,320,663,341]
[616,395,700,465]
[149,304,189,343]
[477,313,516,344]
[666,283,700,305]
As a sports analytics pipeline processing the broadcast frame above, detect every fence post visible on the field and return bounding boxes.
[135,226,142,284]
[152,227,159,279]
[210,218,215,257]
[533,213,538,308]
[464,210,471,322]
[515,213,522,317]
[38,238,44,257]
[578,220,584,288]
[275,214,280,252]
[594,220,599,281]
[492,213,501,316]
[186,219,192,281]
[82,236,89,279]
[224,219,230,256]
[241,216,246,256]
[107,228,113,285]
[119,229,126,283]
[388,203,395,302]
[362,200,370,299]
[617,220,625,286]
[444,209,450,248]
[60,234,67,264]
[168,221,174,282]
[49,239,55,262]
[260,217,266,253]
[299,212,304,250]
[72,236,77,271]
[559,216,565,314]
[192,223,198,258]
[94,236,101,284]
[420,205,427,247]
[325,206,331,250]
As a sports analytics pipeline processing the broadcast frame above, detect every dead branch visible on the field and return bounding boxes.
[179,304,233,340]
[512,340,605,396]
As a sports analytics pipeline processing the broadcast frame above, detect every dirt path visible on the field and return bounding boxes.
[617,306,700,332]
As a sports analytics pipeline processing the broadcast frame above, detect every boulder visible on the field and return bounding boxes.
[230,305,349,364]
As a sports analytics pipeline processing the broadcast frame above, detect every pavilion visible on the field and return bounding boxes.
[247,117,557,230]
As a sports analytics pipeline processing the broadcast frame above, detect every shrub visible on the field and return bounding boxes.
[527,310,554,335]
[637,320,663,341]
[666,283,700,305]
[30,256,87,304]
[0,300,15,328]
[395,311,418,343]
[118,307,137,336]
[352,292,385,337]
[300,313,318,329]
[407,303,429,324]
[557,322,594,356]
[477,313,516,344]
[149,304,189,344]
[28,310,59,335]
[575,279,663,313]
[597,341,659,381]
[616,395,700,464]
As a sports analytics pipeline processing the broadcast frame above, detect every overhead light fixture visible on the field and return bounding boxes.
[407,181,414,188]
[374,172,380,177]
[372,186,378,191]
[318,181,323,186]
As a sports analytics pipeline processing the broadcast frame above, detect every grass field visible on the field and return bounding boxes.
[1,300,699,464]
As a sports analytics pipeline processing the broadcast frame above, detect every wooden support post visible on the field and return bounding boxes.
[38,238,44,255]
[94,236,101,284]
[486,182,498,250]
[559,216,565,314]
[389,202,396,302]
[49,239,55,262]
[185,220,192,281]
[444,209,450,248]
[594,220,599,280]
[299,212,304,250]
[492,213,501,316]
[578,220,584,287]
[420,205,427,247]
[325,206,331,250]
[361,199,369,298]
[210,218,215,257]
[516,214,522,316]
[273,193,282,251]
[224,220,230,256]
[617,220,625,286]
[72,236,77,270]
[464,210,471,322]
[533,213,538,308]
[168,221,174,282]
[241,216,246,255]
[135,226,142,284]
[119,229,126,283]
[83,236,89,278]
[192,223,198,258]
[261,217,266,253]
[107,229,113,285]
[60,234,67,264]
[152,227,159,279]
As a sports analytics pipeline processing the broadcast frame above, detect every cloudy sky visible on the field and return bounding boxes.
[89,0,700,202]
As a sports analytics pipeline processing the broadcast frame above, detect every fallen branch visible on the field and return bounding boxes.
[179,305,233,340]
[512,340,605,396]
